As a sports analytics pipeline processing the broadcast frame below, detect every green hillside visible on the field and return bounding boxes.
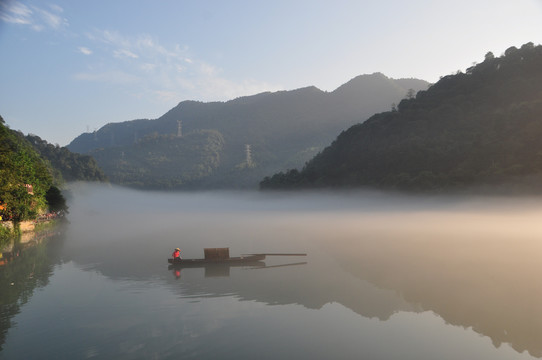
[1,116,107,240]
[91,130,224,189]
[260,43,542,192]
[25,134,107,183]
[67,74,428,189]
[0,118,59,229]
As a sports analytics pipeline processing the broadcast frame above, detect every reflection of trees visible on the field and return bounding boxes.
[65,241,416,324]
[162,253,416,323]
[54,199,542,359]
[0,230,64,351]
[328,236,542,358]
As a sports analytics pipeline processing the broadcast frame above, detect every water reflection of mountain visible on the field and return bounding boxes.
[0,230,65,351]
[59,190,542,360]
[65,235,542,359]
[66,245,417,322]
[324,236,542,358]
[165,252,418,321]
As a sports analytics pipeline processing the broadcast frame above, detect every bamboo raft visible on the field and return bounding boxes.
[167,248,306,268]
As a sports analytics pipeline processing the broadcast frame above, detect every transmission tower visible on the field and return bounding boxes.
[177,119,183,137]
[245,144,253,167]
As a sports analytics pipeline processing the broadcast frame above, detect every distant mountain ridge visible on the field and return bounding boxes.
[67,73,429,189]
[261,43,542,192]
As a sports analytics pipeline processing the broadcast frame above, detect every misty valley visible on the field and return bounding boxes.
[1,184,542,359]
[2,42,542,360]
[2,0,541,357]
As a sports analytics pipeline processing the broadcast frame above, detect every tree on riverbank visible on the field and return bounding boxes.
[45,185,67,213]
[0,116,68,232]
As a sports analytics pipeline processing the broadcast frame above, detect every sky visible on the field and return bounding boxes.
[1,0,541,146]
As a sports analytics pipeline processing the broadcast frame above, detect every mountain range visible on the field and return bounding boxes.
[67,73,428,189]
[261,42,542,192]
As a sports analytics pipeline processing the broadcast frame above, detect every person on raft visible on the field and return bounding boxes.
[172,248,182,260]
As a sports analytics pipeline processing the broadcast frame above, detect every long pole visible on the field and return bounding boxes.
[243,253,307,257]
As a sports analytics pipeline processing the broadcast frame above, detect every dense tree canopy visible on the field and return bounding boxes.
[26,134,107,183]
[261,43,542,192]
[0,116,103,231]
[91,130,225,189]
[0,117,53,222]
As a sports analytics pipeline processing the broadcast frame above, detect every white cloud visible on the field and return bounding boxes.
[114,49,139,59]
[136,34,155,49]
[34,7,66,29]
[94,30,131,49]
[0,1,68,31]
[91,30,180,61]
[78,47,92,55]
[78,29,283,103]
[0,2,32,24]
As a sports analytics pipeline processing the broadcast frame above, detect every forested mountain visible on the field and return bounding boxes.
[25,134,107,183]
[92,130,223,189]
[260,43,542,192]
[67,73,428,189]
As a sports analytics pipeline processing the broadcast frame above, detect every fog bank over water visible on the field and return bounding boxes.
[64,182,542,265]
[60,182,542,358]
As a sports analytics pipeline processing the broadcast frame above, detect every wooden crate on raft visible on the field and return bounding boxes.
[204,247,230,260]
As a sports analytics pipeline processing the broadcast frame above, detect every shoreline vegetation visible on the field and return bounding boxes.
[1,113,105,250]
[1,115,70,234]
[0,217,64,266]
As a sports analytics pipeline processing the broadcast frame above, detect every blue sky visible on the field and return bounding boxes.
[1,0,541,146]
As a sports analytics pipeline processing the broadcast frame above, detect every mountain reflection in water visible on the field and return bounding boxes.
[1,183,541,359]
[322,210,542,358]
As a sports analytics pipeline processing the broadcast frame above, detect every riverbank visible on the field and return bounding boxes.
[0,218,64,265]
[1,220,36,233]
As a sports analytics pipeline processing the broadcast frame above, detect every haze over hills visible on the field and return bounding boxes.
[261,43,542,192]
[67,73,428,189]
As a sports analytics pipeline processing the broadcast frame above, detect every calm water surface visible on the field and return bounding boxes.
[1,183,541,359]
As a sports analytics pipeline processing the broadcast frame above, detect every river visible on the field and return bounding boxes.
[1,183,541,359]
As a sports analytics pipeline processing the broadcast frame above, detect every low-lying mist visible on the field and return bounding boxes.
[64,182,542,255]
[58,182,542,357]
